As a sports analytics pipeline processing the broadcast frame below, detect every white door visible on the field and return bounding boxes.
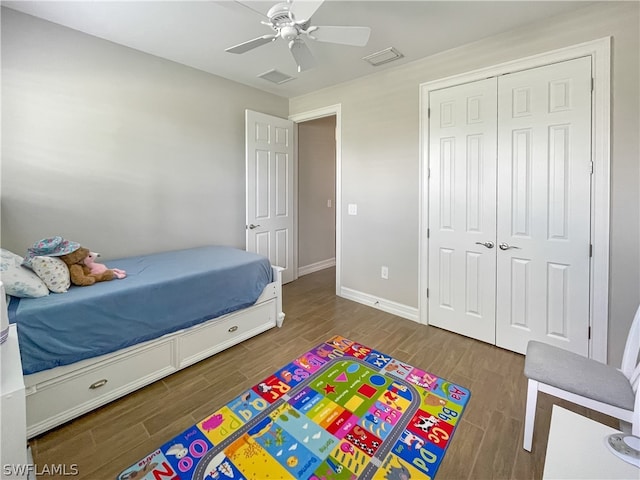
[495,57,592,355]
[245,110,295,284]
[428,78,498,343]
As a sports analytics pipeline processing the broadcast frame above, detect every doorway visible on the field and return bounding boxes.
[297,116,337,278]
[290,104,342,295]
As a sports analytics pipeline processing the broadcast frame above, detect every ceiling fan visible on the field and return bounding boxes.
[226,0,371,73]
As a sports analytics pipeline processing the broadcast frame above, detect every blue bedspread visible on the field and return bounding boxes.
[8,246,273,375]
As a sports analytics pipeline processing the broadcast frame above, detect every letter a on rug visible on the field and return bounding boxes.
[118,336,471,479]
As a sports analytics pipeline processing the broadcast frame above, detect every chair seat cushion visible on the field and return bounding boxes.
[524,341,635,411]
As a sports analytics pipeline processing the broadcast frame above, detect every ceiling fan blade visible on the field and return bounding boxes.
[311,26,371,47]
[226,35,277,54]
[289,39,316,72]
[290,0,324,22]
[231,0,269,20]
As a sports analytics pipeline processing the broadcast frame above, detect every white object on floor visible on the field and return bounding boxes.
[543,405,640,479]
[1,323,30,479]
[606,434,640,468]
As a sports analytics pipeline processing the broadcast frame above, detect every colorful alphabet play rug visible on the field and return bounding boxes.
[118,335,470,480]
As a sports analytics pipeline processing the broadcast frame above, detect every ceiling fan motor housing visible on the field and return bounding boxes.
[267,3,295,25]
[267,2,307,42]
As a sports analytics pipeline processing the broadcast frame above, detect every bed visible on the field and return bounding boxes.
[5,245,284,438]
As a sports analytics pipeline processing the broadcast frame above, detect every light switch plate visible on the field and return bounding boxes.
[348,204,358,215]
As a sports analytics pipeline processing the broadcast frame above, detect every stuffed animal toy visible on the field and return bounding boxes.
[59,247,126,286]
[85,251,126,279]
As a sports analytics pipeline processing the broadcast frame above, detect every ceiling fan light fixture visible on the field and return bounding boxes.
[362,47,404,67]
[280,25,298,41]
[258,69,295,84]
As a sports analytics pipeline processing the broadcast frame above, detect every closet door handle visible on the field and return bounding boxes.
[475,241,494,249]
[247,224,261,230]
[499,242,521,250]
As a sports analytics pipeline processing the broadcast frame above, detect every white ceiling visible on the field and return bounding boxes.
[2,0,595,98]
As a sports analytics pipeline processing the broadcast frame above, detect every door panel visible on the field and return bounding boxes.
[495,56,592,355]
[428,78,498,343]
[246,110,295,283]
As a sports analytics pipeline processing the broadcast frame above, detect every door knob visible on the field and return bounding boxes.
[499,242,521,250]
[475,241,494,249]
[247,224,261,230]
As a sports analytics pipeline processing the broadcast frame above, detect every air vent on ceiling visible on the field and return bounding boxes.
[258,69,295,84]
[362,47,404,67]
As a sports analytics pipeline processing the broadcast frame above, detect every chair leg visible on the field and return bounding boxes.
[523,379,539,452]
[619,420,632,434]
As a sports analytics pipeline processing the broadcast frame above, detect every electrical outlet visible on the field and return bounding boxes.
[381,266,389,279]
[348,204,358,215]
[327,199,332,208]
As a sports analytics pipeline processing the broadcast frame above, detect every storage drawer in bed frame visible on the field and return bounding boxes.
[178,300,275,368]
[26,339,176,431]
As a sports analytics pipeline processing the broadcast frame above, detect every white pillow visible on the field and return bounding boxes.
[31,256,70,293]
[0,248,49,298]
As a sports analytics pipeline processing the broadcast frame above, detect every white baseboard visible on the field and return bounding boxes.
[298,257,336,277]
[340,287,419,323]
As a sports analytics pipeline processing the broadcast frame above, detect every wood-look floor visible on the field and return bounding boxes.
[30,267,617,479]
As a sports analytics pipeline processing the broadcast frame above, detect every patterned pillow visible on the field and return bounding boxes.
[31,256,71,293]
[0,248,49,298]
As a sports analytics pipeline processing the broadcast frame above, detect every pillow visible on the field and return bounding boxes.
[0,248,49,298]
[31,256,71,293]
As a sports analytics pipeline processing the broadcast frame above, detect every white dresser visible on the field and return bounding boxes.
[1,324,31,480]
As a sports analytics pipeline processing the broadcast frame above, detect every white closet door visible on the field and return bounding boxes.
[495,57,592,355]
[428,78,498,343]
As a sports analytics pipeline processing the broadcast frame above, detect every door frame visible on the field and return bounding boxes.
[289,104,342,295]
[419,37,611,362]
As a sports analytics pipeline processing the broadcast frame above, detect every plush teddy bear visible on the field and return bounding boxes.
[59,247,126,286]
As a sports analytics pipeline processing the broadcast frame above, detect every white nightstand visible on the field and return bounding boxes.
[1,323,32,480]
[543,405,640,479]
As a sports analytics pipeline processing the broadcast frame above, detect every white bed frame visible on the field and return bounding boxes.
[10,265,284,439]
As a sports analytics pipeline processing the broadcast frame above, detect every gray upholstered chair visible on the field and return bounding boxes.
[522,305,640,451]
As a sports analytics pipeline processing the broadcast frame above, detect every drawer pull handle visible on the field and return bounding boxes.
[89,379,108,390]
[228,325,238,333]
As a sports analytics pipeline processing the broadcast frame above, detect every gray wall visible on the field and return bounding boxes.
[298,116,336,270]
[1,8,288,259]
[2,4,638,366]
[289,1,640,366]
